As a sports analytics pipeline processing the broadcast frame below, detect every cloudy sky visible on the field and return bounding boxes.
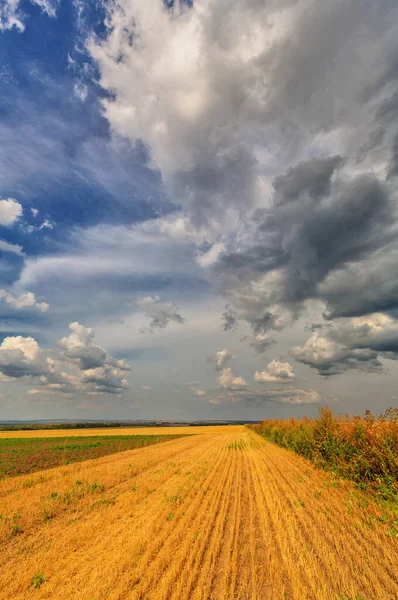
[1,0,398,421]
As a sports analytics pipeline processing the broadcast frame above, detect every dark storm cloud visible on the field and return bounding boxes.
[388,135,398,179]
[273,156,344,203]
[216,162,396,325]
[221,306,238,331]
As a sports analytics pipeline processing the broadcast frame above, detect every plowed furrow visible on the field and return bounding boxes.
[130,445,234,598]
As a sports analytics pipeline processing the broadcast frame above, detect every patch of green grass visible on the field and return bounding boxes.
[0,434,187,479]
[226,440,245,450]
[29,572,47,589]
[10,523,22,536]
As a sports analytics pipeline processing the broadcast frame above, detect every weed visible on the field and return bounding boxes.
[10,523,22,536]
[29,572,47,589]
[89,482,105,493]
[165,495,182,504]
[226,440,245,450]
[22,479,35,489]
[166,512,175,521]
[93,498,116,507]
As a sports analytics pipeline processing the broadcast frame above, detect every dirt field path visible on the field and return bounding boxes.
[0,427,397,599]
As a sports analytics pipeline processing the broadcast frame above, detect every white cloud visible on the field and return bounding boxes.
[31,208,39,218]
[207,348,235,371]
[0,0,24,31]
[197,242,225,268]
[0,239,25,257]
[254,359,295,383]
[0,0,58,32]
[89,0,282,229]
[26,218,54,233]
[36,302,50,312]
[217,368,248,391]
[0,322,131,396]
[0,289,49,312]
[0,198,22,226]
[74,81,88,102]
[1,336,41,360]
[18,219,200,289]
[32,0,58,19]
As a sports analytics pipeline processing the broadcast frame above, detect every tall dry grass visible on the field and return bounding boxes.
[250,407,398,501]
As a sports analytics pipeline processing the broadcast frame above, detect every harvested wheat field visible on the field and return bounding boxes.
[0,426,397,600]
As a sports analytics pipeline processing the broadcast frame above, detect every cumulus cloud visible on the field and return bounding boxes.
[207,348,235,371]
[250,332,276,354]
[217,368,248,391]
[0,289,49,312]
[0,336,44,379]
[136,295,185,332]
[292,313,398,376]
[0,322,131,395]
[58,322,130,372]
[254,359,295,383]
[0,198,22,226]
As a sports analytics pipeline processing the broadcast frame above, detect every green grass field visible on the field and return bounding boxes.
[0,434,186,478]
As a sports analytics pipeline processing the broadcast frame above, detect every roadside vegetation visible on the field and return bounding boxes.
[249,407,398,504]
[0,434,186,478]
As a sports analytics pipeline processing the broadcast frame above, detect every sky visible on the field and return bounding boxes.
[0,0,398,421]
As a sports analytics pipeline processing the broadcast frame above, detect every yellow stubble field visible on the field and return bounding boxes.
[0,426,397,599]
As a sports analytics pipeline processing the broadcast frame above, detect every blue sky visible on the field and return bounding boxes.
[1,0,398,420]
